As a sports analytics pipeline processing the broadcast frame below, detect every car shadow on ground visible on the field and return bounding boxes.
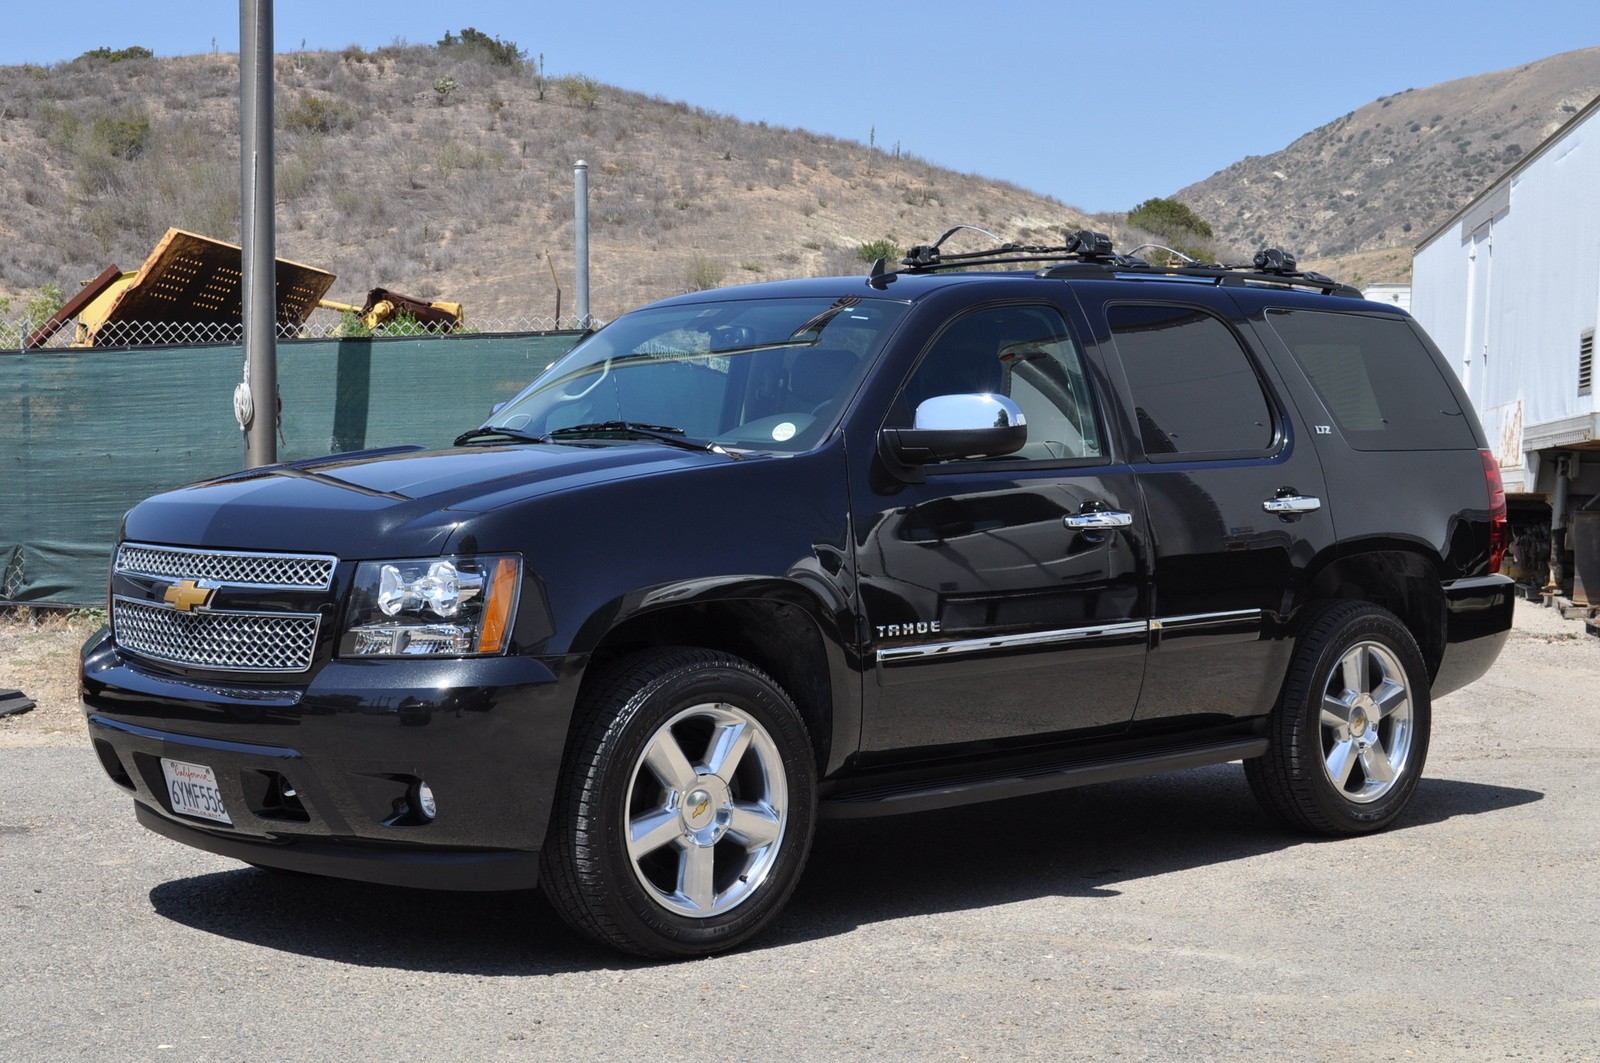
[770,766,1542,947]
[147,766,1540,974]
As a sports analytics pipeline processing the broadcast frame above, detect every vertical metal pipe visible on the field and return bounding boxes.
[1549,453,1571,597]
[240,0,278,467]
[239,4,256,301]
[574,160,590,329]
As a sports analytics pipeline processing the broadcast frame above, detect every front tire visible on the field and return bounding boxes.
[1246,601,1431,835]
[540,648,816,958]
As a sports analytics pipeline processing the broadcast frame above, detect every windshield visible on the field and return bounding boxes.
[487,295,908,453]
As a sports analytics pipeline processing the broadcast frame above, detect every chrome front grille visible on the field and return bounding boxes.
[111,542,335,673]
[113,597,321,673]
[116,543,336,589]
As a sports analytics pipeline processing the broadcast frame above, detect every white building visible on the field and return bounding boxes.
[1413,94,1600,502]
[1362,283,1411,313]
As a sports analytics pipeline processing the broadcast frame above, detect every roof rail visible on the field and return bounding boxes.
[899,228,1147,272]
[888,225,1362,298]
[1037,259,1361,298]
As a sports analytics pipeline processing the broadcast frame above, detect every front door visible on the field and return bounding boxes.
[854,301,1148,758]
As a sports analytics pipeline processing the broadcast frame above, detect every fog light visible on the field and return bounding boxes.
[414,781,437,821]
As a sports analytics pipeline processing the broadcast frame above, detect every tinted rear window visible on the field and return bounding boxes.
[1266,309,1477,451]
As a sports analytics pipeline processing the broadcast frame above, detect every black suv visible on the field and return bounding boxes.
[82,231,1513,957]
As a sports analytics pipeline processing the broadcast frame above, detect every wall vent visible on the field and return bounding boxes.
[1581,330,1594,397]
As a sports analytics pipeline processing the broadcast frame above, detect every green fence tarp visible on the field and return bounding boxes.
[1,332,584,606]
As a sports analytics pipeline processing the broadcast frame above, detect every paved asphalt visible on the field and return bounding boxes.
[2,601,1596,1061]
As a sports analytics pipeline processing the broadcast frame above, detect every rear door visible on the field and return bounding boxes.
[1083,290,1338,725]
[1247,302,1492,582]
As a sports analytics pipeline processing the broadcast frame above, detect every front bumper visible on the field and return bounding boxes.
[82,629,584,891]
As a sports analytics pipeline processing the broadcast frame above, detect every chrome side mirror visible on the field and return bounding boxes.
[882,393,1027,466]
[913,393,1025,433]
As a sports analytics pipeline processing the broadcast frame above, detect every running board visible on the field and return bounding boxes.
[819,736,1268,819]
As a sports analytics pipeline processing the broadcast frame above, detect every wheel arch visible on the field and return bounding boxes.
[1303,547,1447,682]
[569,580,857,776]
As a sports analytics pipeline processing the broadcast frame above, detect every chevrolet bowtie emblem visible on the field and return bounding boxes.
[163,579,217,612]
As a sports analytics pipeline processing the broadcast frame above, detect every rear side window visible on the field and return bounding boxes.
[1265,309,1477,451]
[1107,303,1275,459]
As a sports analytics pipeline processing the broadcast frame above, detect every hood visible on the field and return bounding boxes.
[120,442,731,559]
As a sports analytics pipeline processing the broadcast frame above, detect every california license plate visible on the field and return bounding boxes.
[160,757,233,826]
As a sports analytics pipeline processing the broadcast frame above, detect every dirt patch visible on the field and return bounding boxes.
[0,609,103,748]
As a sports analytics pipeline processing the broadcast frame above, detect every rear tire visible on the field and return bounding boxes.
[1246,601,1431,835]
[540,648,816,958]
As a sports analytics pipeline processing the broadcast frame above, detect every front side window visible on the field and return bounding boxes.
[1107,303,1275,459]
[896,304,1103,463]
[491,296,909,452]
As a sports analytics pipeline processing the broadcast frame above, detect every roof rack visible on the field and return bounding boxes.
[878,226,1361,299]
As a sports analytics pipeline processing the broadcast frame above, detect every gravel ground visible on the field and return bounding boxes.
[1,600,1596,1061]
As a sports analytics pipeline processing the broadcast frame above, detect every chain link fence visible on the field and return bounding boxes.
[3,309,585,350]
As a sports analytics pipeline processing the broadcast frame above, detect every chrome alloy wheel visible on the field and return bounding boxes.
[1318,640,1414,804]
[624,702,788,918]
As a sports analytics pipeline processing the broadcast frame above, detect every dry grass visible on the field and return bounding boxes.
[0,46,1091,321]
[0,608,102,748]
[1302,245,1415,288]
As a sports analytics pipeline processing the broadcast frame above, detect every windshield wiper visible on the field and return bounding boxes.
[542,421,740,458]
[453,426,548,446]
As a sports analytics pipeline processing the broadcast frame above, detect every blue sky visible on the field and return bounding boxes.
[5,2,1599,214]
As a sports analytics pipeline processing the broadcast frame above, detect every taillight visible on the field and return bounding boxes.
[1480,450,1509,573]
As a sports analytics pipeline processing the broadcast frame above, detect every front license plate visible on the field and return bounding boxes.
[160,758,233,826]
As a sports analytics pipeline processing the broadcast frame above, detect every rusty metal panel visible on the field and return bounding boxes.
[81,229,334,345]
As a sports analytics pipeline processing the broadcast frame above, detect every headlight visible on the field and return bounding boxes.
[340,555,521,658]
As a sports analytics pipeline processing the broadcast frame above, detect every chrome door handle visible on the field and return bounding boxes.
[1064,510,1134,530]
[1262,495,1322,514]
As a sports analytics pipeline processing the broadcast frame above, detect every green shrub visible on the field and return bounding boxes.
[438,28,527,68]
[559,75,600,110]
[78,45,153,63]
[282,94,353,135]
[1126,197,1213,241]
[24,285,65,330]
[856,238,900,264]
[91,109,151,160]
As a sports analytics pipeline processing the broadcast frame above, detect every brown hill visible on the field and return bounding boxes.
[1174,47,1600,282]
[0,44,1086,325]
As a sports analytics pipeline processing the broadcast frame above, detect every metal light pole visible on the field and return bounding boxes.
[239,0,277,467]
[574,160,590,329]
